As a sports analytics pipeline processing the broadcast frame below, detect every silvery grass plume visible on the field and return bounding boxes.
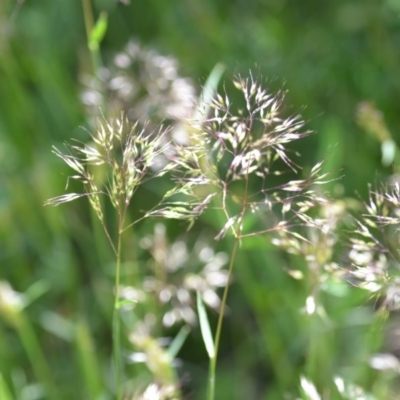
[272,200,346,316]
[120,223,229,328]
[345,182,400,371]
[348,182,400,308]
[44,117,197,250]
[300,375,373,400]
[149,74,331,241]
[128,327,181,399]
[133,383,178,400]
[81,40,196,130]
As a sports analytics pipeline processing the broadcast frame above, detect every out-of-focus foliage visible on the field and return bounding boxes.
[1,0,400,399]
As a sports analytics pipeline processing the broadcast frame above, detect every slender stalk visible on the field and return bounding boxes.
[207,238,239,400]
[113,220,123,400]
[82,0,94,39]
[81,0,102,76]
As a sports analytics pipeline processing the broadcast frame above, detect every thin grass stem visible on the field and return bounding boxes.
[113,220,123,400]
[207,238,239,400]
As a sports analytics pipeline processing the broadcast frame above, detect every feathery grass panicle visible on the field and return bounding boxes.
[156,74,331,241]
[133,382,179,400]
[348,183,400,306]
[45,116,178,221]
[339,181,400,381]
[133,223,229,327]
[81,40,196,128]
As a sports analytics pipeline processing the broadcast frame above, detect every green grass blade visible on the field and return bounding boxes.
[194,63,225,121]
[0,373,14,400]
[89,12,108,51]
[75,318,104,399]
[24,280,50,307]
[40,311,75,342]
[196,292,215,359]
[168,325,191,359]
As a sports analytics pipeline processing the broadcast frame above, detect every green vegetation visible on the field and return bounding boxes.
[1,1,400,399]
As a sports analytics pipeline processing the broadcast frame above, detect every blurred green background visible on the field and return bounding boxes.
[1,0,400,399]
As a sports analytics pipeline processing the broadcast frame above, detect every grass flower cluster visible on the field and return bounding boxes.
[44,63,342,399]
[81,39,196,127]
[349,183,400,310]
